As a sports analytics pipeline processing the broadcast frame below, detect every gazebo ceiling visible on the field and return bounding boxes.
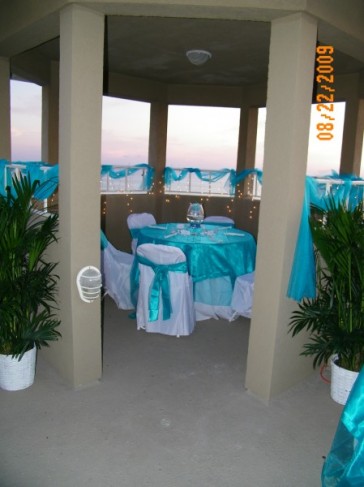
[12,15,364,87]
[105,17,271,86]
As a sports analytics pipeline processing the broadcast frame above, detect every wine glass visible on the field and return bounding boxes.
[186,203,204,228]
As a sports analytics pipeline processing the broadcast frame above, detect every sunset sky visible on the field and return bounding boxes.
[10,79,349,176]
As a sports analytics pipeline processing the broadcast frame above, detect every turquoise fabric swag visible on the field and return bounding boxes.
[0,159,59,199]
[0,161,155,198]
[322,366,364,485]
[164,166,262,196]
[287,172,364,301]
[101,163,154,191]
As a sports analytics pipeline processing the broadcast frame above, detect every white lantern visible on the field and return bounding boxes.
[76,266,102,303]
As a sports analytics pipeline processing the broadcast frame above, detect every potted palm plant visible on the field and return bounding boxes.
[0,174,61,391]
[289,197,364,405]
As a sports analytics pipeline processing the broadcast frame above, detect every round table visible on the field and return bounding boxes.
[137,223,256,283]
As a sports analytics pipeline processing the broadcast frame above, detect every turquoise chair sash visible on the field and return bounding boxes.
[136,254,188,322]
[130,228,141,239]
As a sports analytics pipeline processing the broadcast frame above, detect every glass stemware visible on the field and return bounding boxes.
[186,203,204,228]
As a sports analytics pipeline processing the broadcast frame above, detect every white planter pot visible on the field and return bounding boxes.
[330,355,359,405]
[0,346,37,391]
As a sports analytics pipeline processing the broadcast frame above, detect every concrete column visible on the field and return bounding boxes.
[354,99,364,173]
[236,104,259,200]
[234,102,260,224]
[245,13,317,402]
[236,105,258,172]
[0,57,11,160]
[148,101,168,220]
[49,5,104,388]
[42,61,59,164]
[340,74,362,175]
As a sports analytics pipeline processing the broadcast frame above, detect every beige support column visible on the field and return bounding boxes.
[0,57,11,160]
[245,13,317,402]
[234,103,259,224]
[236,104,259,200]
[47,5,104,388]
[354,99,364,172]
[148,101,168,220]
[340,74,362,175]
[42,61,59,164]
[236,105,259,172]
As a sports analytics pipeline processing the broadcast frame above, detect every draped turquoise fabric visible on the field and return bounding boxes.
[0,159,7,196]
[232,168,263,186]
[32,164,59,199]
[136,254,188,321]
[287,174,364,301]
[164,166,263,196]
[287,178,317,300]
[1,161,155,197]
[100,230,108,250]
[164,167,236,195]
[101,163,154,191]
[322,367,364,486]
[164,167,234,184]
[0,160,59,199]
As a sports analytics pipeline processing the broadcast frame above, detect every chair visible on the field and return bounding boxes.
[136,243,195,336]
[127,212,156,254]
[203,215,235,226]
[230,271,255,319]
[101,231,134,310]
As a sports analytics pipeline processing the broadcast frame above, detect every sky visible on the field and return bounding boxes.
[10,79,351,176]
[10,81,43,162]
[255,103,346,176]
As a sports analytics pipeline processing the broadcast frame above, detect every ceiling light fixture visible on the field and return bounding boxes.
[186,49,212,66]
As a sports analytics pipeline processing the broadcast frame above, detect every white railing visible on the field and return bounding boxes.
[243,172,262,200]
[315,178,364,194]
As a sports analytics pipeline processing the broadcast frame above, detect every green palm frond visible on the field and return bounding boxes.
[0,173,61,360]
[289,197,364,372]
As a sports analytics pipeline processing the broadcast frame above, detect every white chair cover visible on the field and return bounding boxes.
[230,271,255,319]
[127,212,156,254]
[136,243,195,336]
[194,276,235,321]
[101,240,134,310]
[203,215,235,225]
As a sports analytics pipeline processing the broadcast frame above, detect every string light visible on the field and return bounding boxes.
[102,199,107,216]
[100,170,261,223]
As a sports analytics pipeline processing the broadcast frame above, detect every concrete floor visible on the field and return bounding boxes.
[1,296,342,487]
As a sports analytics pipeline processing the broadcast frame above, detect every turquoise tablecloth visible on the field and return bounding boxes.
[137,223,256,283]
